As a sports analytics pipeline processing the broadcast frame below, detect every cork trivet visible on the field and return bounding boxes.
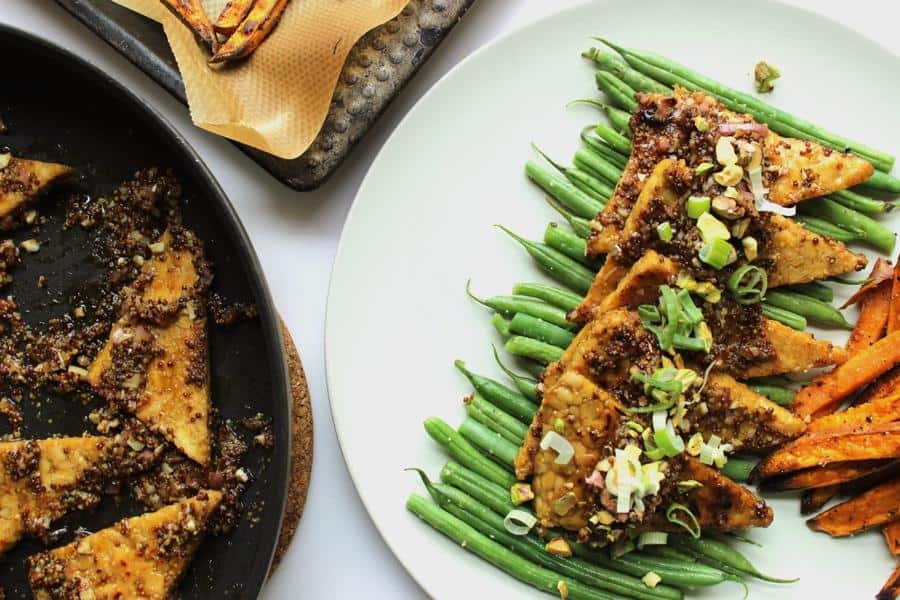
[269,318,314,573]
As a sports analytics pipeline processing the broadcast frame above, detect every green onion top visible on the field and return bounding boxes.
[727,264,768,305]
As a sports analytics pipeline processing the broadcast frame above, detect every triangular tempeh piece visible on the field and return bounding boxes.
[0,155,72,223]
[0,436,155,556]
[587,88,873,256]
[28,490,222,599]
[88,227,211,465]
[739,319,847,378]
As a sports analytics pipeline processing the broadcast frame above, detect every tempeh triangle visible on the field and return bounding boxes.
[28,491,222,599]
[88,227,212,465]
[0,155,72,224]
[587,88,873,256]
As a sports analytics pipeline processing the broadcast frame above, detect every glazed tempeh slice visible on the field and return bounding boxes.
[587,88,873,256]
[0,436,155,556]
[0,155,72,225]
[88,227,212,465]
[28,490,222,599]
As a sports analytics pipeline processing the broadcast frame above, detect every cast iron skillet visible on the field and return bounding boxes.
[0,24,290,598]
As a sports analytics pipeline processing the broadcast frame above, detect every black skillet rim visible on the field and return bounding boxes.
[0,22,292,597]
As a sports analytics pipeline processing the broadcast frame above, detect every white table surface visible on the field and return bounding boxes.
[2,1,896,597]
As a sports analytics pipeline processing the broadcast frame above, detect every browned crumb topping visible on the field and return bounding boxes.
[208,292,257,326]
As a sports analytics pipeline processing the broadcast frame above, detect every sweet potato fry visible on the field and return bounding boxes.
[808,393,900,433]
[877,565,900,600]
[890,260,900,334]
[846,279,891,355]
[884,521,900,557]
[842,257,893,308]
[159,0,217,50]
[808,477,900,537]
[858,367,900,406]
[765,460,891,491]
[753,422,900,480]
[793,331,900,418]
[213,0,254,35]
[801,485,838,515]
[209,0,290,64]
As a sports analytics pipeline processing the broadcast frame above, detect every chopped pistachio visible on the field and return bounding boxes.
[754,61,781,93]
[592,510,615,526]
[723,186,739,199]
[693,116,710,132]
[553,492,578,516]
[148,241,166,254]
[67,365,89,379]
[0,153,10,170]
[24,210,37,225]
[694,161,716,177]
[676,479,704,492]
[642,572,662,589]
[715,137,737,166]
[711,195,745,220]
[557,580,570,599]
[696,321,714,350]
[731,218,751,239]
[510,483,535,506]
[20,239,40,253]
[546,538,573,557]
[713,164,744,187]
[694,282,721,303]
[686,433,704,456]
[742,236,759,261]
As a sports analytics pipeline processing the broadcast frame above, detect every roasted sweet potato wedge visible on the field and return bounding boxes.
[846,279,891,355]
[209,0,290,64]
[764,460,891,491]
[801,485,838,515]
[884,521,900,557]
[807,393,900,434]
[793,331,900,418]
[160,0,217,51]
[753,422,900,480]
[890,260,900,334]
[213,0,254,35]
[878,565,900,600]
[808,477,900,537]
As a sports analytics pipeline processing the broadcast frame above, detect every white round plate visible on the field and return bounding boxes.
[326,1,900,597]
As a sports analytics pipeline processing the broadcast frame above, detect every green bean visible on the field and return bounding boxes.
[748,384,795,406]
[506,335,564,365]
[574,545,734,588]
[783,282,834,303]
[669,535,797,583]
[760,303,807,330]
[467,281,576,329]
[532,145,611,206]
[492,344,540,402]
[414,473,680,600]
[764,290,851,329]
[544,223,599,269]
[423,417,516,488]
[862,170,900,194]
[492,313,512,340]
[440,460,515,515]
[595,71,638,112]
[458,417,519,467]
[583,47,671,95]
[454,360,538,423]
[799,198,896,253]
[644,546,697,563]
[831,189,889,215]
[512,282,583,313]
[510,313,576,349]
[407,495,628,600]
[544,195,595,240]
[497,227,595,294]
[466,394,529,445]
[600,41,894,173]
[568,98,632,135]
[526,160,604,219]
[574,147,624,186]
[592,124,632,157]
[795,215,858,242]
[580,132,628,170]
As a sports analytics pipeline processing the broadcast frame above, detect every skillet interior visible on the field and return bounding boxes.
[0,25,290,598]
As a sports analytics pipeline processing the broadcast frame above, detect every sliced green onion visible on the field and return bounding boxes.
[676,289,704,324]
[652,412,684,458]
[539,431,574,465]
[666,503,701,539]
[699,238,734,269]
[642,572,662,589]
[686,195,711,219]
[657,221,673,242]
[637,532,669,549]
[503,509,537,536]
[694,162,715,177]
[727,264,768,305]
